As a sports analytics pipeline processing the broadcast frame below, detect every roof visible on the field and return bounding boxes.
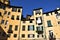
[33,8,42,11]
[0,2,22,8]
[43,9,60,14]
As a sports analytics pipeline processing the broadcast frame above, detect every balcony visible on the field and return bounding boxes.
[36,30,43,34]
[36,26,43,34]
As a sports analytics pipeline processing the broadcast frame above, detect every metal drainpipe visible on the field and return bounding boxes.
[18,15,21,40]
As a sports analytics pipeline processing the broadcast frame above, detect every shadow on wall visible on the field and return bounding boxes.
[0,26,8,40]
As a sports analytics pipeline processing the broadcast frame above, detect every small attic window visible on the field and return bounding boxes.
[46,13,49,16]
[18,9,21,12]
[12,8,17,12]
[36,12,41,15]
[35,10,41,15]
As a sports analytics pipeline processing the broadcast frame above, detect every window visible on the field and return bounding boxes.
[12,8,17,12]
[49,30,53,38]
[28,34,34,38]
[16,16,19,20]
[9,25,12,30]
[22,34,25,38]
[46,13,49,16]
[36,12,41,15]
[37,35,40,38]
[0,12,1,16]
[23,21,25,23]
[14,34,17,38]
[8,25,13,33]
[30,20,32,23]
[1,20,4,24]
[56,13,60,20]
[28,25,34,31]
[35,10,41,15]
[7,33,11,37]
[5,26,6,28]
[36,17,42,25]
[15,25,18,31]
[11,15,14,20]
[18,9,20,12]
[7,12,10,18]
[8,12,10,15]
[58,21,60,24]
[22,25,25,31]
[5,20,8,25]
[36,26,43,31]
[47,20,52,27]
[4,11,7,15]
[37,35,43,38]
[42,34,43,37]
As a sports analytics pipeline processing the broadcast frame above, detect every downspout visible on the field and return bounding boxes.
[18,8,22,40]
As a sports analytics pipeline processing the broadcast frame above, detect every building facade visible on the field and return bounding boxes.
[0,0,60,40]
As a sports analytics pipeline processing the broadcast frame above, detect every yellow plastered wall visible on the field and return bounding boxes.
[43,11,60,40]
[0,6,22,40]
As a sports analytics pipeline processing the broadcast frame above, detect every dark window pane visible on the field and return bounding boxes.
[12,8,17,12]
[42,35,43,37]
[22,34,25,38]
[36,26,43,31]
[8,12,10,15]
[58,21,60,24]
[4,11,7,15]
[14,34,17,38]
[5,20,8,25]
[8,25,13,33]
[30,20,32,23]
[16,16,19,20]
[23,21,25,23]
[22,25,25,31]
[0,12,1,16]
[36,17,38,20]
[28,34,34,38]
[47,20,52,27]
[49,30,53,38]
[1,20,4,24]
[36,12,41,15]
[18,9,20,12]
[15,25,18,31]
[46,13,49,16]
[37,35,39,38]
[35,10,41,15]
[28,25,34,31]
[9,25,12,30]
[11,15,14,20]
